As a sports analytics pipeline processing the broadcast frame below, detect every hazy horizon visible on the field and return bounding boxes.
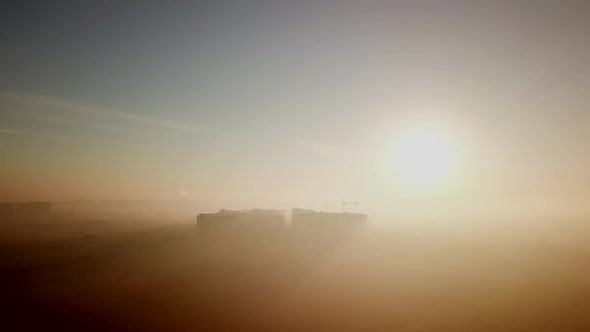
[3,1,590,221]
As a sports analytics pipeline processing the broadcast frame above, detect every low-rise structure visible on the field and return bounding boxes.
[196,213,238,232]
[291,208,368,233]
[197,209,285,233]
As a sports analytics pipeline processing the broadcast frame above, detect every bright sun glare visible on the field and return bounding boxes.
[392,124,457,188]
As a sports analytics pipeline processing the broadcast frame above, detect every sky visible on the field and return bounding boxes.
[2,1,590,219]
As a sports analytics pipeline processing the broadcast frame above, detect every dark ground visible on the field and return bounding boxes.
[1,218,590,331]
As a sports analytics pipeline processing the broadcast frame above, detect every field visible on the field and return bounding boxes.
[1,218,590,331]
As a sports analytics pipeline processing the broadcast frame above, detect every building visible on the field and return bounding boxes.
[235,209,285,230]
[197,209,285,233]
[196,213,238,232]
[291,208,368,234]
[291,208,315,220]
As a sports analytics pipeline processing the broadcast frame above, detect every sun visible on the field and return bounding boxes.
[391,124,457,188]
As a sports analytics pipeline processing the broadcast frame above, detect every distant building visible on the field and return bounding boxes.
[291,208,315,219]
[291,208,368,234]
[197,209,285,233]
[234,209,285,230]
[197,213,239,232]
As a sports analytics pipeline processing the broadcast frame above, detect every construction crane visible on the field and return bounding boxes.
[342,201,358,212]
